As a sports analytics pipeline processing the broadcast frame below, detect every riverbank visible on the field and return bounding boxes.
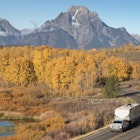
[0,111,39,121]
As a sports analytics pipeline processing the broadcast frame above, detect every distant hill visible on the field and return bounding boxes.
[0,6,139,49]
[131,34,140,43]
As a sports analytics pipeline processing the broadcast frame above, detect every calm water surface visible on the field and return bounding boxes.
[0,121,15,137]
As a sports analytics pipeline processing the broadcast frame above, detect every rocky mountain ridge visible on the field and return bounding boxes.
[131,34,140,42]
[0,6,139,49]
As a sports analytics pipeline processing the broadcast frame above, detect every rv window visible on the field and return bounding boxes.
[113,120,122,123]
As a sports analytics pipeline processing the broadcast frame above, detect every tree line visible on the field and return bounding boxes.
[0,45,140,96]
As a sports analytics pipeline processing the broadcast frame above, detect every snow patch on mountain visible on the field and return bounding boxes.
[0,31,8,36]
[72,9,80,26]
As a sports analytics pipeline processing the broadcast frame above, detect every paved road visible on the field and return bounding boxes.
[81,122,140,140]
[80,88,140,140]
[121,88,140,103]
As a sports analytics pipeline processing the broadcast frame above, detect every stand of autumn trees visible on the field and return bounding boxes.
[0,44,140,96]
[0,44,139,140]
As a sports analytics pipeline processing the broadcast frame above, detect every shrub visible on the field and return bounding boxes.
[102,76,120,98]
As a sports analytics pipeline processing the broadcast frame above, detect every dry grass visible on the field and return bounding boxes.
[0,85,137,140]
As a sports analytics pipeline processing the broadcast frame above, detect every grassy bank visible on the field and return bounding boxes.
[0,112,39,121]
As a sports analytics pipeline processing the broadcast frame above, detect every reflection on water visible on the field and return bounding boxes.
[0,121,14,126]
[0,121,15,137]
[0,132,15,137]
[0,119,37,137]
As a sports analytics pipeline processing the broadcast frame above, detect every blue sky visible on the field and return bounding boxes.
[1,0,140,34]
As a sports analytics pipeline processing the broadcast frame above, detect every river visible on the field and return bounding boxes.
[0,121,15,137]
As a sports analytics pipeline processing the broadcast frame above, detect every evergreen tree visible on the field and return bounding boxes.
[102,75,120,98]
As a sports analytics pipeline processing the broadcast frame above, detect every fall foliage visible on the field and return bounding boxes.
[0,44,139,140]
[0,45,138,96]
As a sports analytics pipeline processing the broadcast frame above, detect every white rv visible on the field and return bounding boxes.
[110,103,140,132]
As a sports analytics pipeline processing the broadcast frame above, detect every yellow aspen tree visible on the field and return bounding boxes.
[45,58,61,89]
[50,58,62,89]
[130,62,140,80]
[93,51,106,84]
[0,48,11,85]
[45,60,55,88]
[4,57,36,86]
[19,58,36,85]
[33,47,52,85]
[102,56,132,81]
[33,50,46,84]
[3,57,15,85]
[73,54,98,95]
[59,57,77,89]
[0,56,6,82]
[45,56,77,90]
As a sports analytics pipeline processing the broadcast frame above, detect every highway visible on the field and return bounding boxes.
[80,123,140,140]
[80,88,140,140]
